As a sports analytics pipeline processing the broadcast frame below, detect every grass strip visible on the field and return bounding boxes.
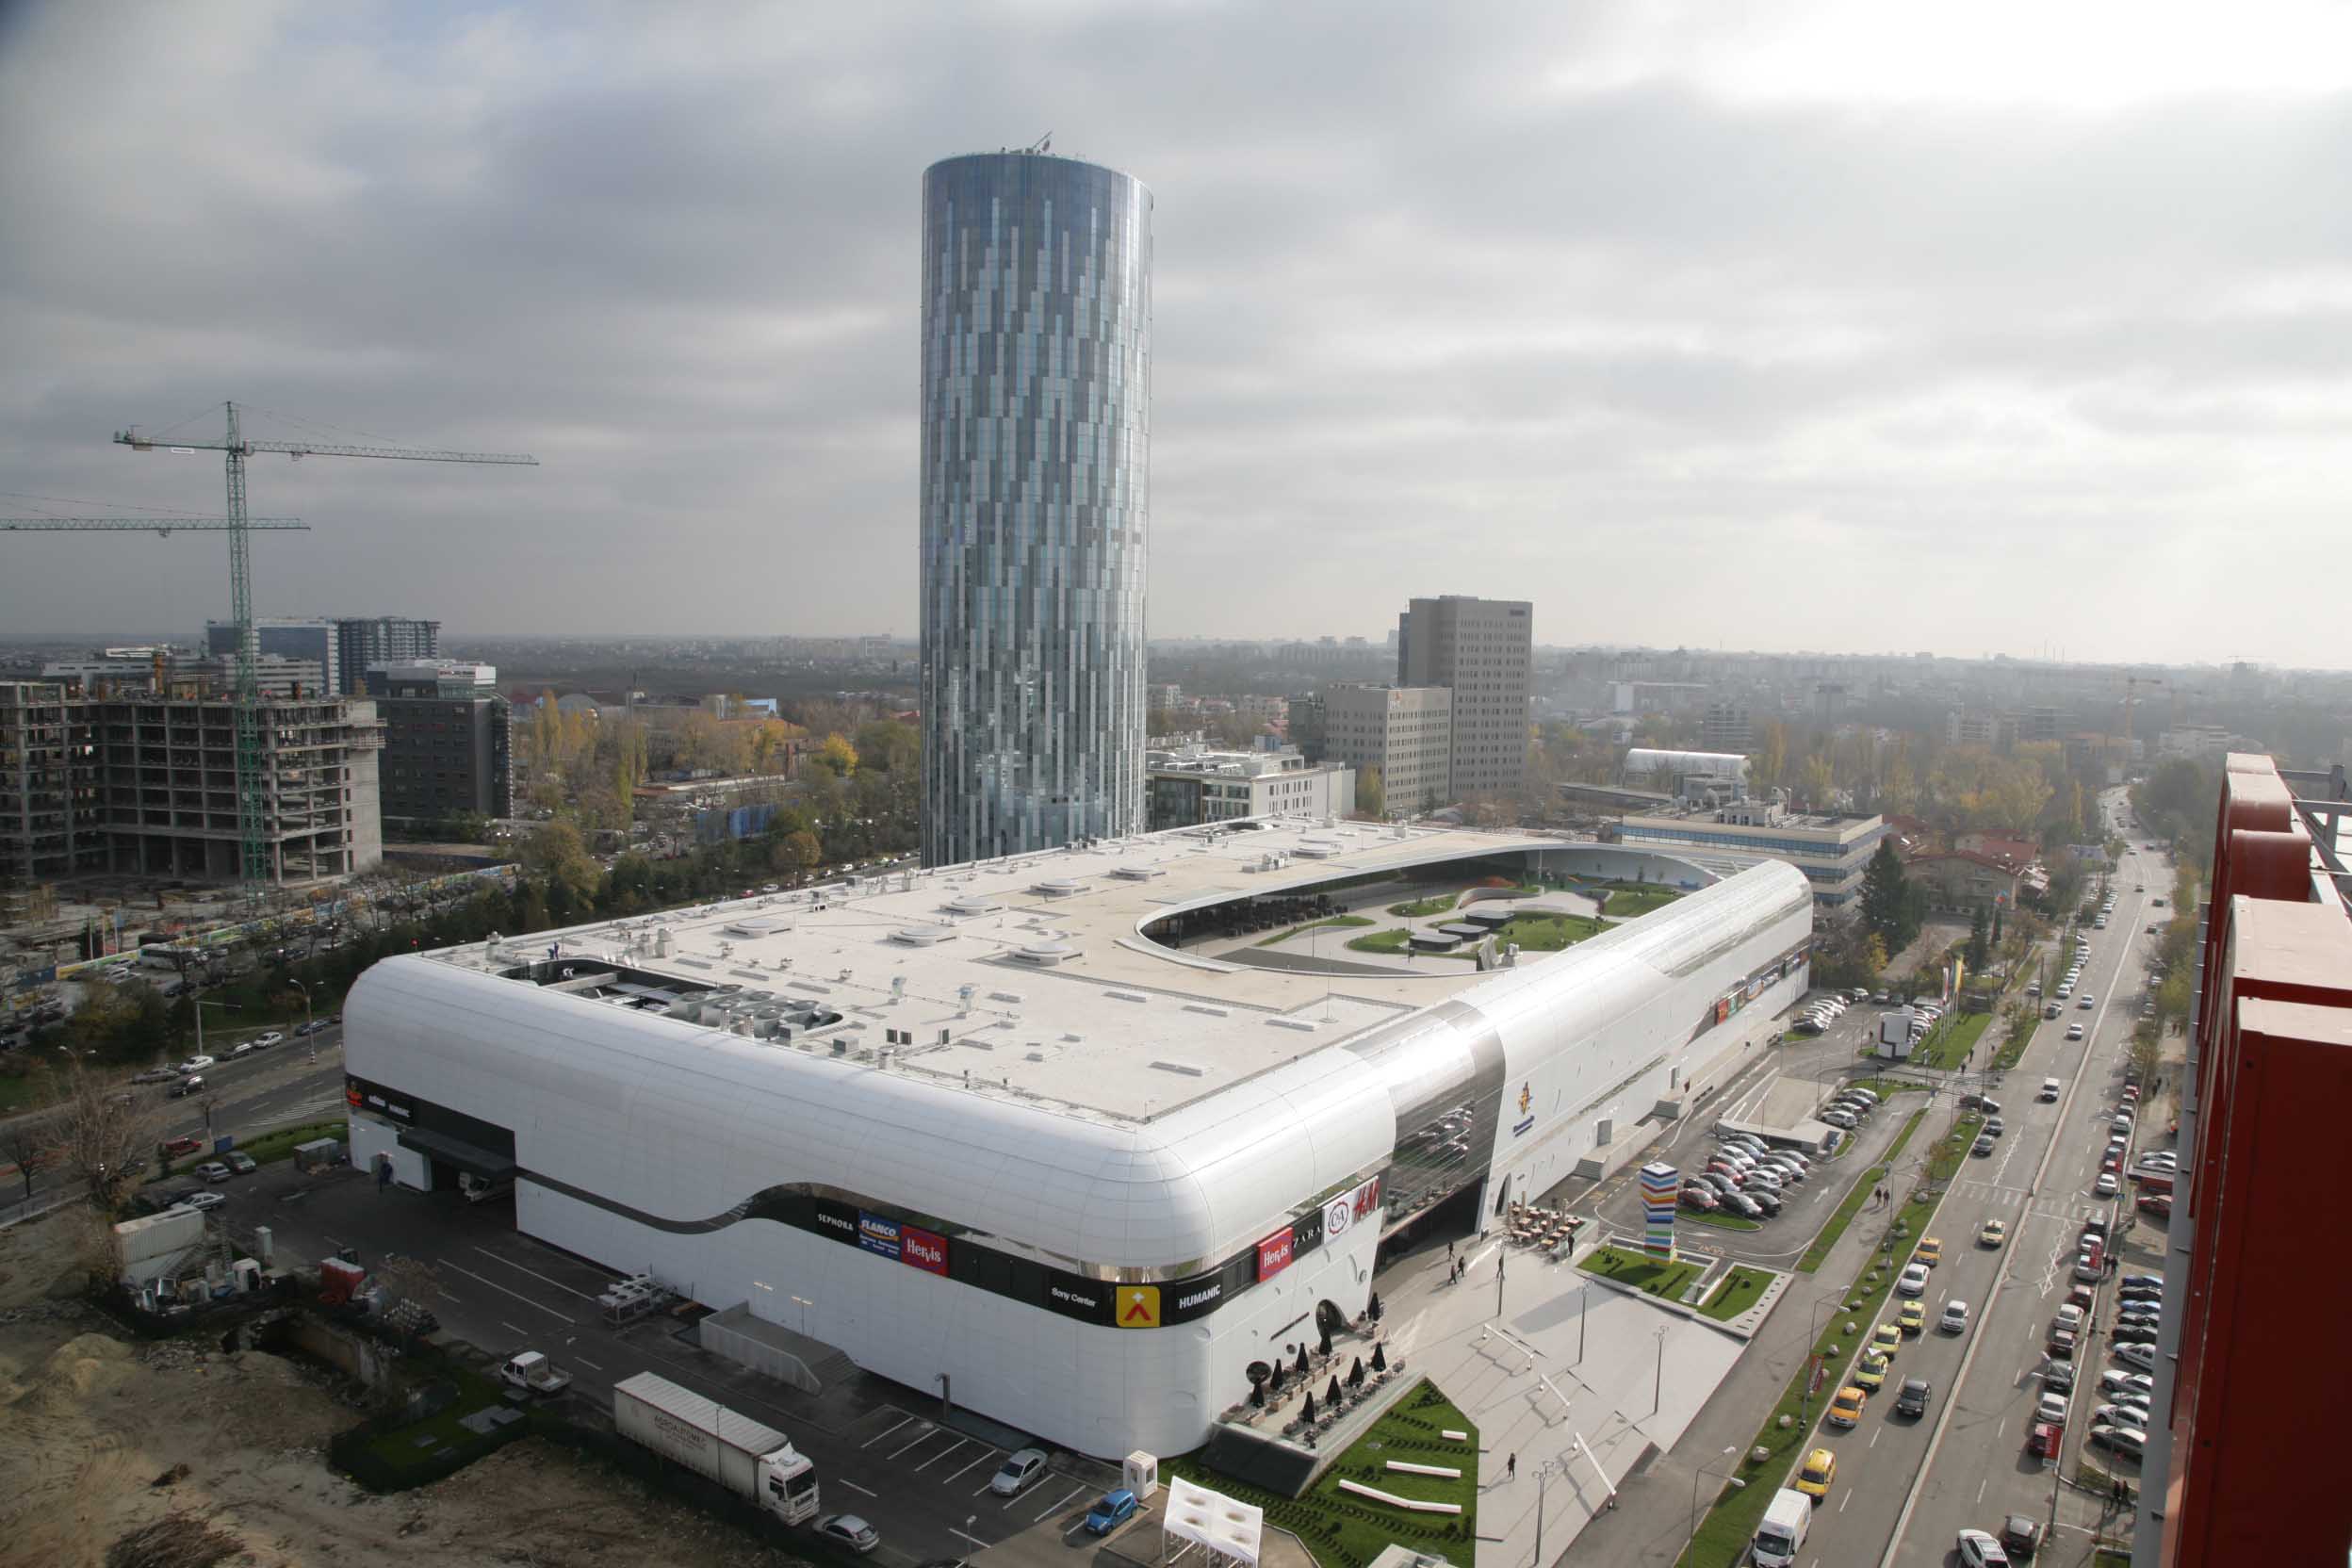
[1699,1266,1775,1322]
[1345,928,1413,955]
[1257,914,1374,945]
[1797,1109,1927,1273]
[1581,1245,1705,1302]
[1679,1118,1982,1566]
[1910,1009,1994,1070]
[1493,912,1609,951]
[1387,892,1461,918]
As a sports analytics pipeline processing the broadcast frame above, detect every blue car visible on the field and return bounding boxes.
[1085,1490,1139,1535]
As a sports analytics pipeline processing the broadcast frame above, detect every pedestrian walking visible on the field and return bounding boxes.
[1447,1239,1456,1262]
[1508,1453,1517,1480]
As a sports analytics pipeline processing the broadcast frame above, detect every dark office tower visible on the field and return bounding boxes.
[919,150,1152,867]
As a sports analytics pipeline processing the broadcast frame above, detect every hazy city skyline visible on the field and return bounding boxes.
[6,3,2352,663]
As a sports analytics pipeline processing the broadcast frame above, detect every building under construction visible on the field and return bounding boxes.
[0,678,383,888]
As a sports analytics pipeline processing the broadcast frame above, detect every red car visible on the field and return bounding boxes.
[2138,1193,2173,1218]
[2030,1421,2064,1459]
[162,1135,204,1157]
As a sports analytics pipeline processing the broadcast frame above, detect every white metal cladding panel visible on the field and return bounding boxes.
[348,959,1369,1268]
[522,1181,1221,1458]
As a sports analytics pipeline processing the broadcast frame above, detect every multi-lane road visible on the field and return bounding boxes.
[1769,791,2165,1566]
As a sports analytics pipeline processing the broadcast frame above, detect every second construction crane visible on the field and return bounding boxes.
[106,400,538,889]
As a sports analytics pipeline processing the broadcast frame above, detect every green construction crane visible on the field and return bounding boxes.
[106,400,538,889]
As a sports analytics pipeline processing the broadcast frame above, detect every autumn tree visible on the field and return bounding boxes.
[811,733,859,777]
[1356,765,1385,819]
[522,821,602,903]
[50,1056,158,1214]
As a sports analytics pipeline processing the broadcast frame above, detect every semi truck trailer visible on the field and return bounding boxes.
[612,1372,819,1524]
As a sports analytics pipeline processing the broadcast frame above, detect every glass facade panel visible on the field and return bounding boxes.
[919,152,1152,866]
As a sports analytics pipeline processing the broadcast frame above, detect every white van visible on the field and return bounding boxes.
[2041,1077,2062,1102]
[1754,1486,1812,1566]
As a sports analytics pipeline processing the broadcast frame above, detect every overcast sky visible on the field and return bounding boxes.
[4,1,2350,665]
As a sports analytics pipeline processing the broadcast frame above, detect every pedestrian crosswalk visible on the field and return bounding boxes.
[1948,1179,2110,1224]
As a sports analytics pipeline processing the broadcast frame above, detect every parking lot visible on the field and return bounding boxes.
[175,1154,1228,1568]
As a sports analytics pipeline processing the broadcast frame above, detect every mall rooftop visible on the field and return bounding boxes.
[416,818,1717,1127]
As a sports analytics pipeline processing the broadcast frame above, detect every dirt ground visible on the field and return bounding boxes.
[0,1216,806,1568]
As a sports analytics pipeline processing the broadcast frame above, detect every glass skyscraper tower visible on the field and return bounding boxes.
[919,151,1152,867]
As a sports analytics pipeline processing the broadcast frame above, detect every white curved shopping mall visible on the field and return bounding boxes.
[342,819,1810,1458]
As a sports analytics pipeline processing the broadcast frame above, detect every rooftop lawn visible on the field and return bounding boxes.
[1698,1266,1775,1322]
[1580,1244,1703,1302]
[1494,912,1609,951]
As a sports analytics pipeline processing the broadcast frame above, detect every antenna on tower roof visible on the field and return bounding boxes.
[1027,131,1053,154]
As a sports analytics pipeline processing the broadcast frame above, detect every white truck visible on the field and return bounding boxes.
[1752,1486,1811,1567]
[498,1351,573,1396]
[612,1372,819,1525]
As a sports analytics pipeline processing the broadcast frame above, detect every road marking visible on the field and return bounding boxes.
[574,1356,602,1371]
[1839,1492,1851,1512]
[1036,1483,1087,1522]
[473,1245,598,1300]
[1870,1429,1881,1448]
[836,1478,877,1497]
[890,1426,940,1460]
[951,1529,990,1549]
[913,1437,968,1472]
[439,1261,574,1322]
[947,1449,998,1482]
[500,1319,529,1337]
[863,1414,918,1448]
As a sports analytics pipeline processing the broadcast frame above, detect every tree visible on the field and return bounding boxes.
[1355,764,1385,819]
[1966,906,1989,972]
[1860,840,1919,951]
[811,733,859,777]
[0,1114,57,1203]
[521,821,602,903]
[48,1055,158,1214]
[1754,722,1789,792]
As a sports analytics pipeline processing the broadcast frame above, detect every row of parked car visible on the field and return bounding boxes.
[1683,1127,1824,1220]
[1819,1079,1893,1134]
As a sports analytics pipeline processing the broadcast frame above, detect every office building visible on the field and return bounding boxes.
[365,662,513,829]
[205,618,341,698]
[1320,684,1452,816]
[341,821,1811,1460]
[1396,596,1530,797]
[335,617,441,694]
[2130,754,2352,1565]
[918,150,1152,865]
[1144,743,1355,831]
[1613,799,1886,907]
[1700,702,1753,755]
[44,652,326,701]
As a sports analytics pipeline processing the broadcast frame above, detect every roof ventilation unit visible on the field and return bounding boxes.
[1108,865,1164,881]
[1034,878,1085,898]
[1012,941,1075,966]
[891,924,955,947]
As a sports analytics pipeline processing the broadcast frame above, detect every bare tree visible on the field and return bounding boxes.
[0,1113,59,1203]
[48,1057,160,1214]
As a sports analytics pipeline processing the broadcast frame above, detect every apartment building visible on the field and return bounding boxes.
[1320,684,1452,816]
[1397,596,1530,798]
[1144,744,1355,831]
[364,662,513,828]
[0,682,102,885]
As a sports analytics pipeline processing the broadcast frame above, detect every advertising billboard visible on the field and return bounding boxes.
[1639,1161,1678,1260]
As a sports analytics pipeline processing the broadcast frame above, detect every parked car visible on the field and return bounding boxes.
[2100,1370,2156,1399]
[224,1152,256,1175]
[1827,1385,1867,1429]
[172,1055,216,1073]
[1999,1513,2046,1558]
[1085,1490,1140,1535]
[1723,1192,1765,1218]
[1681,1186,1720,1212]
[1793,1447,1836,1505]
[2095,1173,2120,1198]
[252,1031,285,1048]
[131,1068,178,1085]
[172,1190,225,1212]
[169,1076,205,1099]
[2110,1325,2161,1347]
[2138,1193,2174,1218]
[2088,1425,2147,1461]
[2043,1360,2076,1396]
[2122,1273,2164,1290]
[1897,1263,1932,1297]
[990,1449,1051,1497]
[162,1135,204,1157]
[1972,1135,1997,1157]
[816,1514,881,1555]
[2114,1344,2161,1372]
[1744,1188,1783,1217]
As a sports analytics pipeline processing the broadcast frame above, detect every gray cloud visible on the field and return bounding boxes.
[3,0,2350,664]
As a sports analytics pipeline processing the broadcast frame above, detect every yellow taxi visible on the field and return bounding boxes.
[1916,1236,1943,1266]
[1853,1350,1891,1392]
[1826,1385,1867,1429]
[1795,1446,1837,1504]
[1979,1218,2007,1248]
[1898,1298,1927,1334]
[1873,1321,1903,1355]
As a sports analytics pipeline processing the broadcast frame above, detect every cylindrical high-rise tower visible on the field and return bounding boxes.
[919,150,1151,868]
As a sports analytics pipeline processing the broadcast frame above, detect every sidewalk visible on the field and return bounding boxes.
[1548,1173,1905,1568]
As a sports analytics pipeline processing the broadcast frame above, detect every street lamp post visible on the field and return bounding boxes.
[289,978,315,1059]
[1691,1447,1744,1533]
[1652,1324,1669,1415]
[191,996,238,1061]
